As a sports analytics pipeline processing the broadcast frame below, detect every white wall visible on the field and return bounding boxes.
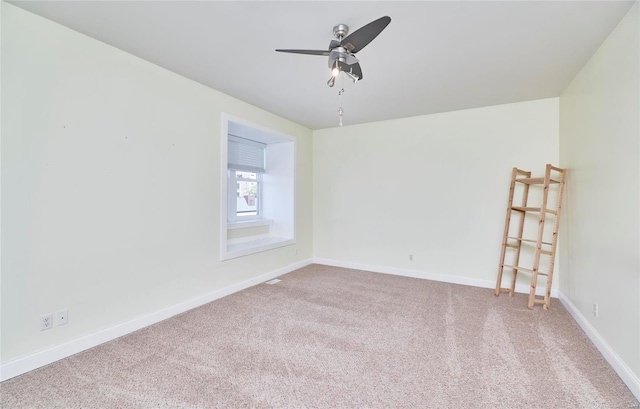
[559,2,640,379]
[1,2,312,366]
[313,99,559,288]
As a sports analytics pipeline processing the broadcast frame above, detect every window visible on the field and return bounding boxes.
[226,134,266,221]
[220,114,296,260]
[231,171,260,218]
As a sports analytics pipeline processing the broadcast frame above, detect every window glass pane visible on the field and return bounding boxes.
[235,171,258,216]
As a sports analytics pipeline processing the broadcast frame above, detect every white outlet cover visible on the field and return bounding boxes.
[56,309,69,326]
[40,313,53,331]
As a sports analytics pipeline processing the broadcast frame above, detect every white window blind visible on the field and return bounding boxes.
[227,134,266,173]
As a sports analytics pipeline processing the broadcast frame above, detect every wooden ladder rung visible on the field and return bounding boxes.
[540,249,553,256]
[515,177,560,185]
[507,236,552,246]
[511,206,558,215]
[505,243,519,249]
[502,264,533,273]
[503,264,548,276]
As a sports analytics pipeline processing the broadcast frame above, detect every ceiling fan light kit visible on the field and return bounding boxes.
[276,16,391,125]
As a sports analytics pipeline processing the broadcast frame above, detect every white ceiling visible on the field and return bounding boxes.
[10,1,636,130]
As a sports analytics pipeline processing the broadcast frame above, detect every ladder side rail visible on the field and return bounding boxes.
[543,168,567,309]
[509,171,532,296]
[495,168,520,296]
[528,164,552,309]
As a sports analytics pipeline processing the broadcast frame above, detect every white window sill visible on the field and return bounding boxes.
[227,218,273,230]
[222,237,295,260]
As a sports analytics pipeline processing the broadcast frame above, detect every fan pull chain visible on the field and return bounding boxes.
[338,86,344,127]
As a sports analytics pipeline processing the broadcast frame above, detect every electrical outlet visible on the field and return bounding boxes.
[409,254,414,261]
[593,303,599,318]
[56,309,68,326]
[40,313,53,331]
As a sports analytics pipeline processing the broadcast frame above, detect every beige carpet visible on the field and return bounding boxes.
[1,264,638,408]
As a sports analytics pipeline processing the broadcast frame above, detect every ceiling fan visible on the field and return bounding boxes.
[276,16,391,87]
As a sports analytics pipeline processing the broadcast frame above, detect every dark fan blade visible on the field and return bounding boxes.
[329,40,341,49]
[275,49,330,56]
[340,16,391,54]
[338,61,363,81]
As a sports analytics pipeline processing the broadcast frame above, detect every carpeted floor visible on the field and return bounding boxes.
[1,264,638,408]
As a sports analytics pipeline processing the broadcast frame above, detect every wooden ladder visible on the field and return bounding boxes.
[494,164,567,309]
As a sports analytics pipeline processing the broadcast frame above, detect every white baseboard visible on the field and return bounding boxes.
[0,258,313,382]
[558,292,640,402]
[312,257,558,298]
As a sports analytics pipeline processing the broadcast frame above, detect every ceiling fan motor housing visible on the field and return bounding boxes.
[329,47,349,67]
